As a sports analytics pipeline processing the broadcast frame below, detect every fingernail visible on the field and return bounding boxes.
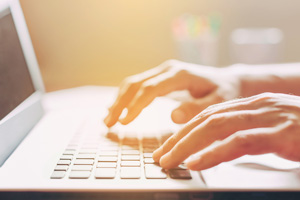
[119,109,130,125]
[104,115,114,127]
[119,117,128,125]
[104,115,110,126]
[160,154,172,169]
[172,109,186,123]
[152,148,162,162]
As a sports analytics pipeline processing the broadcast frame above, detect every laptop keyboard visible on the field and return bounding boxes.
[50,128,192,180]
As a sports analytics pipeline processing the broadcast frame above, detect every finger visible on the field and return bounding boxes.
[104,64,169,127]
[119,71,190,125]
[186,127,279,171]
[104,88,136,127]
[159,109,283,169]
[152,97,263,162]
[171,92,222,124]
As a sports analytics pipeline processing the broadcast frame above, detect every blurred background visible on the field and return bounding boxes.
[19,0,300,91]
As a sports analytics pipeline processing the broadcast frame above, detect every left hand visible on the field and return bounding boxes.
[153,92,300,170]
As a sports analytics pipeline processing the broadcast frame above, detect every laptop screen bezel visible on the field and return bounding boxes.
[0,0,45,166]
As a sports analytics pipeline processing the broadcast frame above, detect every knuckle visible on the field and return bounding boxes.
[276,121,300,159]
[234,133,272,154]
[121,77,137,90]
[255,92,277,102]
[166,136,177,147]
[108,106,114,112]
[284,113,297,122]
[205,113,226,127]
[121,76,143,93]
[141,82,155,93]
[193,112,207,122]
[260,92,276,98]
[163,136,177,152]
[282,119,300,132]
[158,59,181,71]
[233,134,252,150]
[174,140,184,151]
[264,107,282,114]
[160,59,178,71]
[249,92,281,107]
[164,59,178,66]
[204,104,219,114]
[124,76,139,85]
[238,112,255,122]
[174,69,189,78]
[121,76,133,85]
[206,115,218,125]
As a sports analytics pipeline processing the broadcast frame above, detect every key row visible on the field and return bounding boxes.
[51,164,191,179]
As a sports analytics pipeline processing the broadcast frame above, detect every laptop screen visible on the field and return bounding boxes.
[0,10,35,121]
[0,5,43,167]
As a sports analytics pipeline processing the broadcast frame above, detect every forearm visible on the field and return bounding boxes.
[228,63,300,97]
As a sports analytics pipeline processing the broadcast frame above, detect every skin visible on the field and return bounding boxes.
[104,59,240,127]
[153,93,300,170]
[104,59,300,170]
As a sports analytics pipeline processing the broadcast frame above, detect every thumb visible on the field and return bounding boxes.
[171,92,222,124]
[171,101,206,124]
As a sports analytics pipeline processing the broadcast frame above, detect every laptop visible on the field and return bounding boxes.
[1,0,300,197]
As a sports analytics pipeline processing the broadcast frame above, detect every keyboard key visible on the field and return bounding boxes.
[143,148,156,153]
[121,145,139,150]
[97,162,117,168]
[51,171,66,179]
[63,150,76,155]
[54,165,69,171]
[68,142,80,146]
[121,155,140,161]
[142,137,158,143]
[81,144,99,149]
[71,165,93,171]
[76,154,96,159]
[83,142,99,145]
[143,153,153,158]
[74,159,94,165]
[121,161,140,167]
[145,164,167,179]
[66,145,78,150]
[99,146,119,151]
[60,155,73,160]
[122,137,139,145]
[57,160,71,165]
[144,158,156,164]
[95,168,116,179]
[143,144,159,149]
[78,149,97,154]
[173,164,188,170]
[121,150,140,155]
[69,171,91,179]
[100,141,119,148]
[98,157,118,162]
[120,167,141,179]
[142,141,159,145]
[99,151,118,156]
[169,169,192,179]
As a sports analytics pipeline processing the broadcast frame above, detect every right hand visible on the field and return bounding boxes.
[104,60,240,127]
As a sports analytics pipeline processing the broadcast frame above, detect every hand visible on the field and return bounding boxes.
[153,93,300,170]
[104,60,240,127]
